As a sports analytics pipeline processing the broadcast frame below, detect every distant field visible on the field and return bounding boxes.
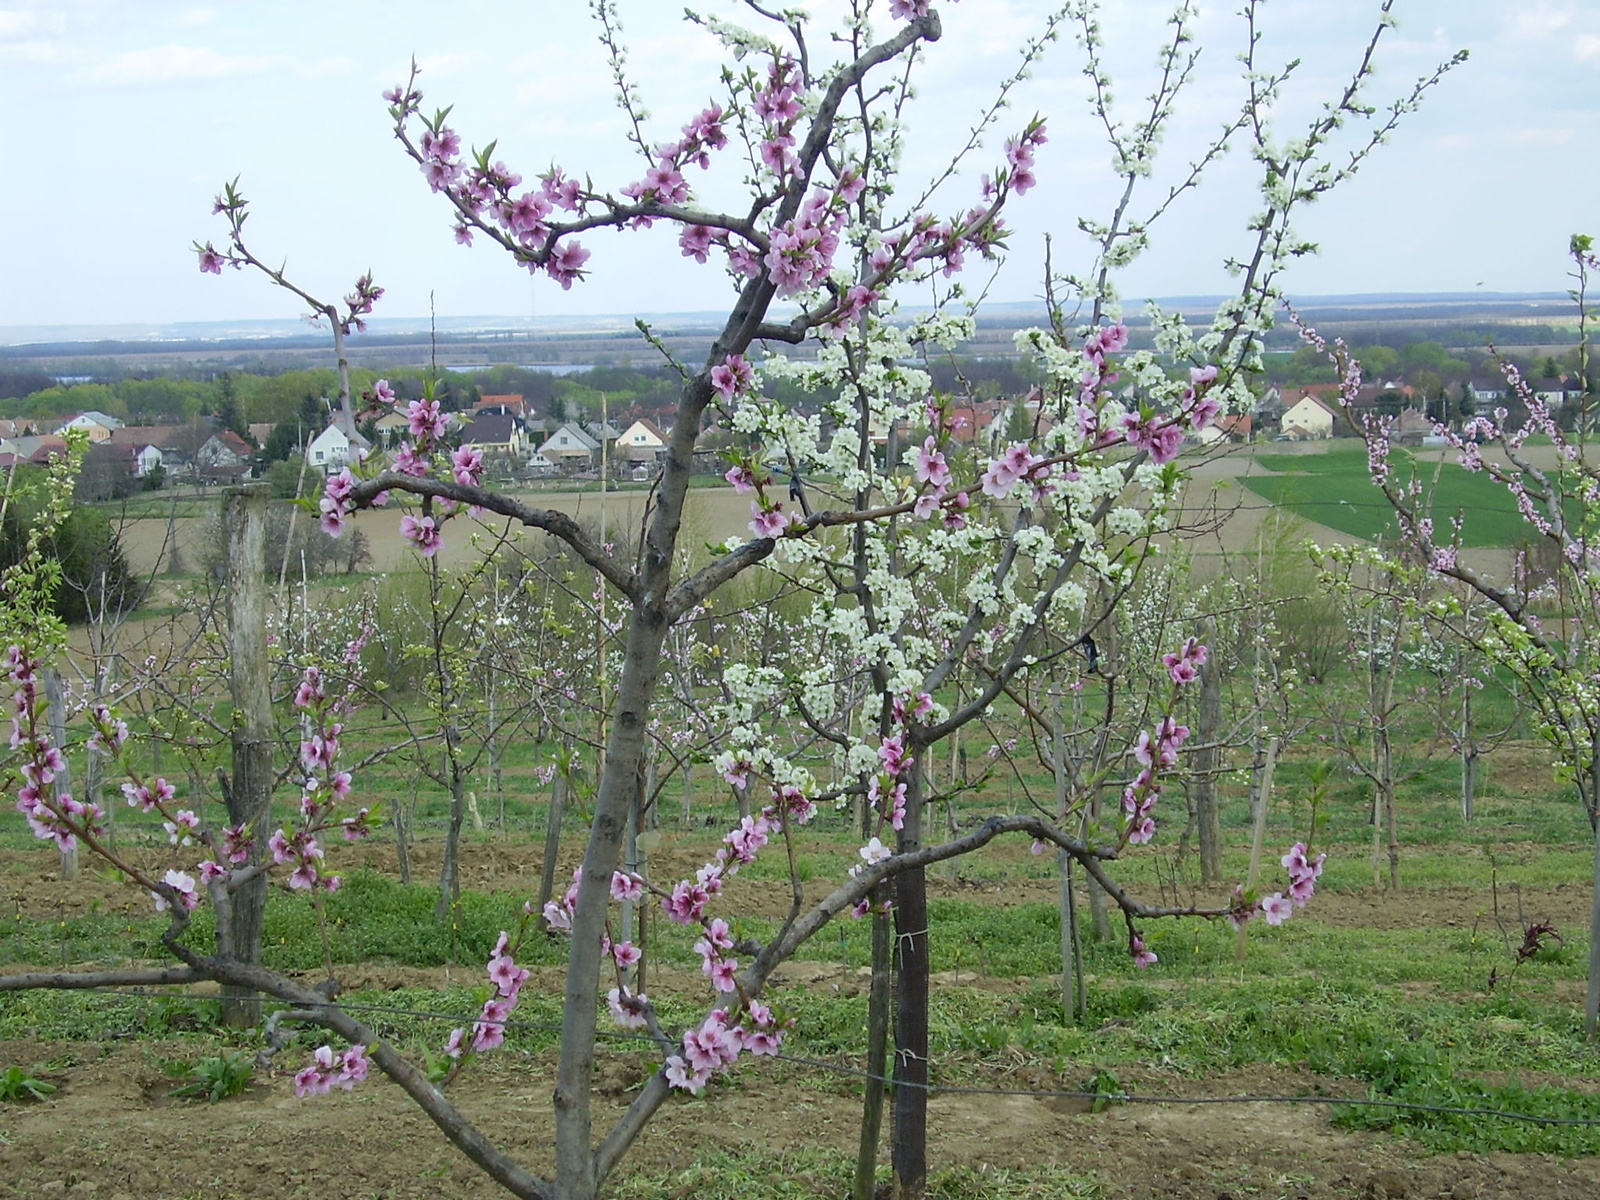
[1239,443,1551,548]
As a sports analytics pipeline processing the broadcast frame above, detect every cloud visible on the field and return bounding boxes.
[0,10,36,37]
[65,44,347,88]
[1503,125,1575,146]
[415,51,489,77]
[175,7,214,27]
[1577,33,1600,61]
[1506,3,1576,40]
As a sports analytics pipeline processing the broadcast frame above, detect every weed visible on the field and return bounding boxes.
[168,1051,254,1104]
[0,1066,56,1102]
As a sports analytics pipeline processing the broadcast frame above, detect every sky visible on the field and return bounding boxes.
[1,0,1595,333]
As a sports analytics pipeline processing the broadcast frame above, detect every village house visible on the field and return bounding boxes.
[195,430,256,481]
[108,424,186,477]
[458,413,527,464]
[537,422,600,471]
[472,393,532,420]
[1279,393,1338,439]
[1195,414,1253,445]
[306,418,372,475]
[53,411,124,443]
[1,434,71,464]
[617,418,669,463]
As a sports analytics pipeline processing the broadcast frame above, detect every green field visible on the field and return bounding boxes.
[1239,444,1560,547]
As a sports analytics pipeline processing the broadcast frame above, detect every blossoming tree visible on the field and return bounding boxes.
[1329,234,1600,1037]
[4,3,1460,1198]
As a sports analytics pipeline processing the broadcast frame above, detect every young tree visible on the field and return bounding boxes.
[1325,234,1600,1034]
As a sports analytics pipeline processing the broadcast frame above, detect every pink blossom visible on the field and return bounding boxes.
[451,445,484,486]
[488,953,528,998]
[662,879,711,924]
[611,871,644,902]
[664,1054,711,1094]
[288,863,319,890]
[152,869,200,913]
[542,899,571,931]
[680,224,714,263]
[723,815,769,864]
[980,442,1042,498]
[442,1027,468,1060]
[1162,638,1208,685]
[197,243,225,274]
[1121,411,1183,464]
[914,437,951,488]
[1130,934,1158,968]
[682,1013,740,1075]
[608,988,650,1030]
[548,240,591,289]
[400,514,443,557]
[721,756,752,789]
[294,668,325,710]
[750,503,794,538]
[472,997,513,1052]
[711,354,754,402]
[727,243,762,278]
[392,444,429,477]
[122,777,175,813]
[1260,893,1294,926]
[705,956,739,992]
[317,497,347,537]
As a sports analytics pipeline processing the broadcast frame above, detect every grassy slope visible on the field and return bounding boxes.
[1239,444,1547,547]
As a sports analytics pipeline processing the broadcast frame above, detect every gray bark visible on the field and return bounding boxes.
[1194,637,1224,884]
[222,484,274,1026]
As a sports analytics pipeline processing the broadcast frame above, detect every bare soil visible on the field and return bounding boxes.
[3,828,1600,1198]
[2,1034,1598,1200]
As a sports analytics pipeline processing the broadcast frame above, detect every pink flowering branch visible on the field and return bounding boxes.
[196,179,379,426]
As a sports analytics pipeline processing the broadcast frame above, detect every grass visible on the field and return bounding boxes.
[611,1148,1101,1200]
[1237,443,1566,547]
[4,666,1599,1170]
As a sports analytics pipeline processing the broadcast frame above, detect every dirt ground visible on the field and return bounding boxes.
[4,830,1600,1198]
[2,1031,1599,1200]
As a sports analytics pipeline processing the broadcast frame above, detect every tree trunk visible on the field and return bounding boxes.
[1587,730,1600,1039]
[1238,737,1278,961]
[853,889,892,1200]
[1086,784,1110,940]
[1054,690,1085,1021]
[1588,812,1600,1039]
[891,762,929,1200]
[393,798,412,886]
[437,732,466,920]
[222,484,274,1026]
[1194,639,1224,884]
[537,753,567,931]
[43,669,77,882]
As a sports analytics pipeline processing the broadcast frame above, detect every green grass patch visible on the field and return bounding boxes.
[1239,444,1565,546]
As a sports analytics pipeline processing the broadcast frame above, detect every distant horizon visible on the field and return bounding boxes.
[0,290,1577,352]
[3,3,1595,329]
